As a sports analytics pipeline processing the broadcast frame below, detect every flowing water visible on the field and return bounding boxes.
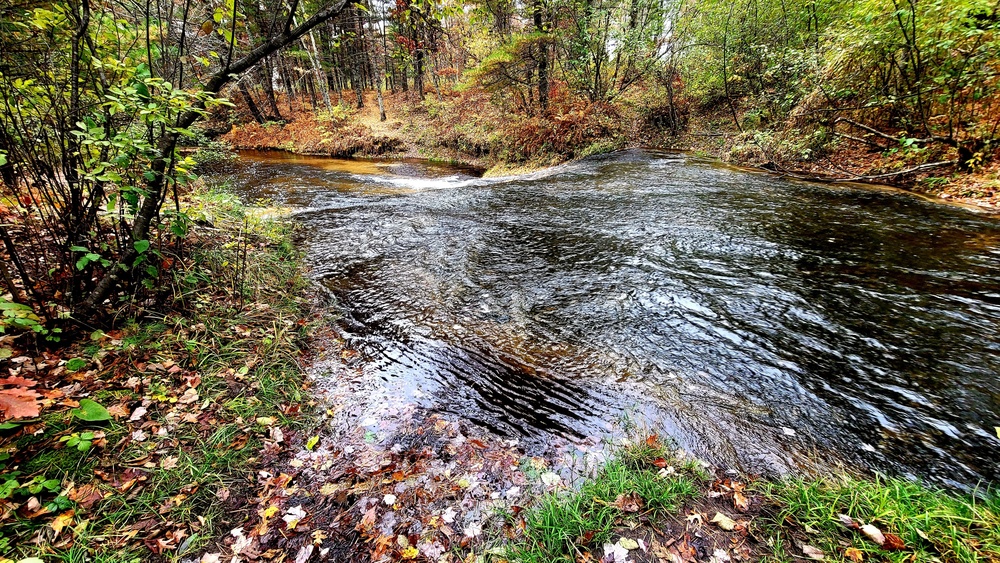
[219,149,1000,489]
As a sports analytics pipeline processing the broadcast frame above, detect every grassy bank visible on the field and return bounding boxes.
[495,437,1000,563]
[0,186,319,561]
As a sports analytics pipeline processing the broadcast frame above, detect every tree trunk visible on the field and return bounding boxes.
[239,80,267,123]
[533,0,548,113]
[262,57,283,120]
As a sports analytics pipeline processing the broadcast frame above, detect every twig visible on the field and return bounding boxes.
[830,160,957,182]
[773,160,957,184]
[835,117,900,142]
[833,131,885,149]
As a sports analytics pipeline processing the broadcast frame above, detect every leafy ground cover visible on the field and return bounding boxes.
[0,186,322,561]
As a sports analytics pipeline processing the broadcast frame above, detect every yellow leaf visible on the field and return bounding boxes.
[844,547,863,562]
[711,512,736,531]
[312,529,328,545]
[401,546,419,559]
[256,416,276,426]
[50,509,75,535]
[262,505,279,518]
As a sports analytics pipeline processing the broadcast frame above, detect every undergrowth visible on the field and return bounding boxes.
[0,186,317,561]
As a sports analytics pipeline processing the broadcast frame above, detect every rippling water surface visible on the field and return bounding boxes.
[218,149,1000,488]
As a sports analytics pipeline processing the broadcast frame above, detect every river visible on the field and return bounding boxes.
[216,149,1000,489]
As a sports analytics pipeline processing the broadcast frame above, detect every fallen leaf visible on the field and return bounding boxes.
[801,544,825,560]
[306,435,319,450]
[463,521,482,538]
[357,507,377,532]
[177,388,199,404]
[617,537,640,550]
[861,524,885,546]
[283,505,307,530]
[838,514,859,530]
[844,547,864,562]
[160,456,179,470]
[50,510,75,535]
[711,512,737,531]
[270,426,284,443]
[603,541,629,563]
[68,484,104,510]
[612,492,644,513]
[733,490,749,511]
[540,472,561,487]
[294,544,314,563]
[882,532,906,551]
[401,546,419,559]
[231,527,253,555]
[383,494,397,506]
[0,385,41,420]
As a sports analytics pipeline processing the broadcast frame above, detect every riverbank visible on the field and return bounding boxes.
[211,90,1000,212]
[0,186,323,560]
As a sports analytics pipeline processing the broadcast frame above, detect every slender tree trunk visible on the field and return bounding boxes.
[262,58,283,120]
[722,2,743,132]
[533,0,548,113]
[239,80,267,123]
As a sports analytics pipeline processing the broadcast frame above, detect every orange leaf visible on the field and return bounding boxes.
[0,387,42,420]
[844,547,864,562]
[50,509,75,536]
[733,490,749,511]
[882,533,906,551]
[0,376,37,387]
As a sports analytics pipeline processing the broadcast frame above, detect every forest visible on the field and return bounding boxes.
[2,0,999,315]
[1,0,1000,561]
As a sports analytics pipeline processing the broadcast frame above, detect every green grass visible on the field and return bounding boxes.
[757,476,1000,563]
[507,439,700,563]
[0,185,318,561]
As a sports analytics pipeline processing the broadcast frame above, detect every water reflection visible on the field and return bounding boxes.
[216,149,1000,488]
